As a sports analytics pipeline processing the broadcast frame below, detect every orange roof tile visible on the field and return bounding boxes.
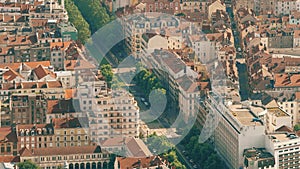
[65,88,77,99]
[64,60,96,71]
[0,156,19,163]
[274,74,300,88]
[50,41,73,51]
[0,61,51,71]
[33,65,56,80]
[117,156,164,169]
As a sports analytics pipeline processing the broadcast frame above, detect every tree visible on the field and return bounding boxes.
[65,0,91,43]
[17,160,40,169]
[100,64,113,87]
[294,124,300,131]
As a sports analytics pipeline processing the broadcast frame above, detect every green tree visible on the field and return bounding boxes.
[17,160,40,169]
[65,0,91,43]
[73,0,113,33]
[294,124,300,131]
[100,64,113,87]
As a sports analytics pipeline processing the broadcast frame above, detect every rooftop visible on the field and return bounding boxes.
[20,146,103,157]
[228,104,263,126]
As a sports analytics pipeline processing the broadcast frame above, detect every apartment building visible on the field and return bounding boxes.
[265,106,292,133]
[201,93,266,169]
[293,30,300,48]
[11,93,47,125]
[29,0,68,22]
[0,81,64,102]
[278,92,300,126]
[243,148,275,169]
[217,46,236,61]
[265,131,300,169]
[0,127,18,156]
[144,49,200,121]
[50,41,73,70]
[16,124,54,150]
[181,0,212,13]
[124,13,178,57]
[142,0,181,14]
[275,0,298,16]
[52,117,90,147]
[19,146,110,169]
[89,90,140,142]
[75,79,139,142]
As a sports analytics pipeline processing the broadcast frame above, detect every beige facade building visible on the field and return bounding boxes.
[20,146,110,169]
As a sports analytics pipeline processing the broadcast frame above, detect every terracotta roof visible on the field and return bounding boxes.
[0,127,17,143]
[47,81,62,88]
[33,65,56,80]
[52,117,87,129]
[0,127,12,141]
[0,156,19,163]
[50,41,73,51]
[20,146,102,157]
[65,88,77,99]
[64,60,96,71]
[274,73,300,88]
[30,18,48,27]
[295,92,300,100]
[116,156,165,169]
[3,67,24,81]
[47,99,76,114]
[0,61,51,72]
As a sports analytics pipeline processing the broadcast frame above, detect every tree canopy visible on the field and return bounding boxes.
[65,0,91,43]
[73,0,113,34]
[17,160,40,169]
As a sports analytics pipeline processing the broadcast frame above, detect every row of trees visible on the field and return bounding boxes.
[180,127,226,169]
[65,0,91,43]
[146,133,186,169]
[72,0,113,34]
[134,66,164,97]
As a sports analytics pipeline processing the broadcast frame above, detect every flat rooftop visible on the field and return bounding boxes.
[267,107,289,117]
[229,104,263,126]
[268,133,299,143]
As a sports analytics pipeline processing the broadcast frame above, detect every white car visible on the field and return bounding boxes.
[141,98,145,102]
[144,102,149,106]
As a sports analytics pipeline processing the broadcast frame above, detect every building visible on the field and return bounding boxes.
[145,49,200,120]
[100,137,152,157]
[142,0,181,14]
[293,30,300,48]
[75,79,140,142]
[57,22,78,42]
[243,148,275,169]
[114,156,169,169]
[50,41,73,70]
[278,92,300,126]
[200,93,266,169]
[265,131,300,169]
[275,0,298,16]
[19,146,110,169]
[0,127,17,156]
[208,0,226,21]
[16,124,54,150]
[52,117,90,147]
[11,93,47,125]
